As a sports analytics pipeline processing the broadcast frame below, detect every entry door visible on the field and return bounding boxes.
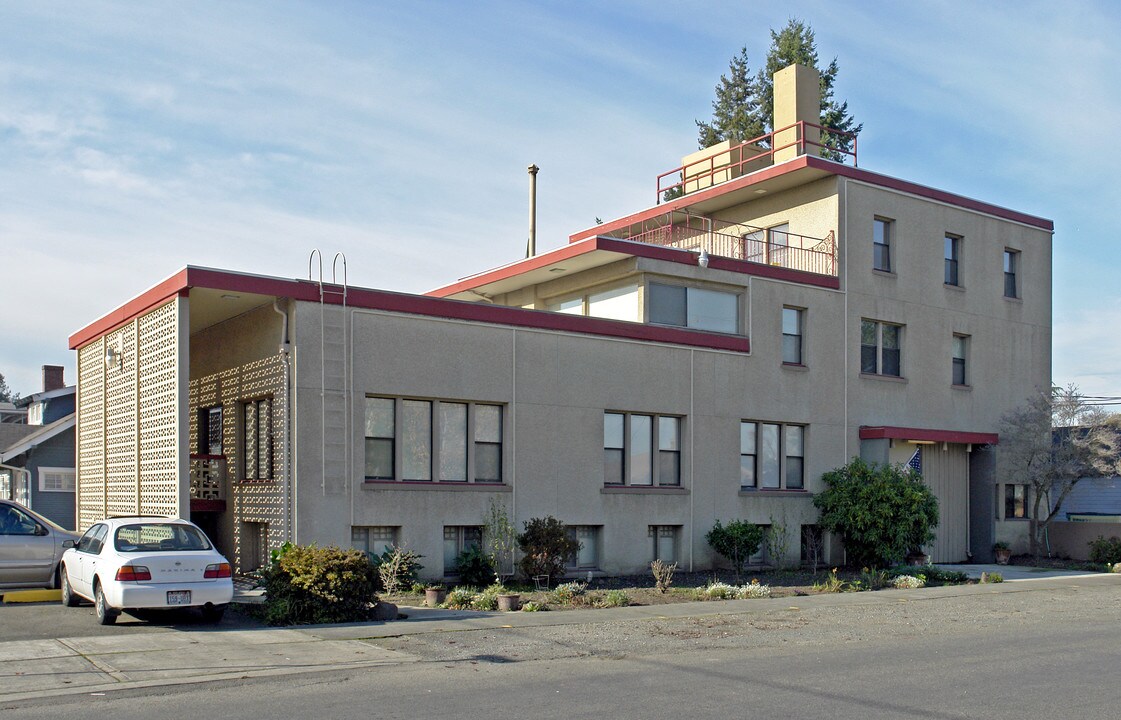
[922,445,970,562]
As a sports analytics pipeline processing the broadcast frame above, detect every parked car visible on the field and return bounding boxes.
[0,499,80,589]
[60,516,233,625]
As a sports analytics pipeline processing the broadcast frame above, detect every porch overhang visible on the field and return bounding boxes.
[859,426,999,446]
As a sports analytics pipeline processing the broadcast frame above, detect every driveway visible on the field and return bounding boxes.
[0,600,264,642]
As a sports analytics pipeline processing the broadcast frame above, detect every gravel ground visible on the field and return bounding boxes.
[369,580,1121,664]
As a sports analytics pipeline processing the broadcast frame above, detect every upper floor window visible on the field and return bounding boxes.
[782,307,804,365]
[1003,249,1019,299]
[873,218,893,272]
[243,398,273,480]
[365,397,503,483]
[952,334,969,386]
[944,235,961,286]
[547,285,639,322]
[199,405,223,455]
[740,421,805,490]
[861,320,902,377]
[649,282,739,334]
[604,412,681,486]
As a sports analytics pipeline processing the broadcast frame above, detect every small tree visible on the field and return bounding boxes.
[0,373,19,404]
[482,498,518,582]
[997,385,1121,556]
[706,519,763,582]
[814,458,939,568]
[517,516,579,587]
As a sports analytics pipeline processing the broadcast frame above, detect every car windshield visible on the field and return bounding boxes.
[114,523,212,553]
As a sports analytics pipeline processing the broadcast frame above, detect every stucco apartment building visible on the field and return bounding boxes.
[68,65,1052,576]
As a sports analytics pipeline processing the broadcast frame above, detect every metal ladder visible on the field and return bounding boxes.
[309,250,349,496]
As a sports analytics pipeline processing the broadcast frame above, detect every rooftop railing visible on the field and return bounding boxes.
[656,121,857,204]
[610,213,836,277]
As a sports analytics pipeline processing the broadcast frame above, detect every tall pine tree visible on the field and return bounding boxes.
[696,19,860,159]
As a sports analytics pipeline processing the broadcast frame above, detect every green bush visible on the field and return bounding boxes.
[813,458,939,568]
[371,545,423,594]
[548,581,588,605]
[517,516,580,586]
[705,520,763,582]
[1088,535,1121,565]
[597,589,630,607]
[454,545,496,587]
[263,544,378,625]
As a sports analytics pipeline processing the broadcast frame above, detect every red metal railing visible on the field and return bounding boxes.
[656,121,857,203]
[612,213,836,277]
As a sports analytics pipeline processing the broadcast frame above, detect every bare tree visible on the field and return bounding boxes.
[997,385,1121,556]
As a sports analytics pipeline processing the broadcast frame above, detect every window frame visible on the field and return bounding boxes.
[782,306,804,365]
[1003,249,1020,299]
[740,421,807,491]
[566,525,601,570]
[350,526,399,561]
[198,405,223,455]
[603,411,683,487]
[364,397,505,484]
[242,397,274,481]
[650,524,681,563]
[944,234,961,286]
[647,281,741,335]
[860,319,903,378]
[952,334,969,387]
[443,525,484,575]
[37,466,76,493]
[1004,483,1030,519]
[873,217,893,272]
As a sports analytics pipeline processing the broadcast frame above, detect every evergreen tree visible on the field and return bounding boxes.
[695,20,861,160]
[0,373,18,404]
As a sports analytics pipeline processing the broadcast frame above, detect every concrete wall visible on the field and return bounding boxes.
[1047,521,1121,561]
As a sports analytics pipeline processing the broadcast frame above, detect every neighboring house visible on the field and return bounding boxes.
[68,64,1050,575]
[0,366,77,529]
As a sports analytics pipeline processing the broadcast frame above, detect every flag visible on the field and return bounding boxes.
[907,448,922,474]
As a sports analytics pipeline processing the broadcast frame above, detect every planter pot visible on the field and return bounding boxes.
[425,588,447,607]
[497,593,520,612]
[994,548,1011,565]
[906,553,929,567]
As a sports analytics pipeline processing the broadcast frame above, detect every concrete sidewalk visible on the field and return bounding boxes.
[2,570,1116,704]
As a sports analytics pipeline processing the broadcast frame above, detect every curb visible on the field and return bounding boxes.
[0,589,62,604]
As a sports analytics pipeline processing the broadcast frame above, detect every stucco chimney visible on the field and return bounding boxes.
[42,365,64,392]
[772,64,821,164]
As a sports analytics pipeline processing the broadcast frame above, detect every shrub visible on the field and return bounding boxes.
[980,571,1004,583]
[859,567,893,590]
[548,581,588,605]
[483,499,519,582]
[706,520,764,582]
[263,544,377,625]
[764,513,791,569]
[812,568,847,593]
[650,559,677,594]
[517,516,580,586]
[373,545,423,595]
[1088,535,1121,565]
[738,579,771,598]
[813,458,939,568]
[454,545,496,588]
[598,590,630,607]
[521,601,546,612]
[696,580,771,600]
[443,587,478,609]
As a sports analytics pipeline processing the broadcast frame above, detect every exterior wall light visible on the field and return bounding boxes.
[105,345,121,370]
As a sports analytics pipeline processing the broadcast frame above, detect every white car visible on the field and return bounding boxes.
[60,516,233,625]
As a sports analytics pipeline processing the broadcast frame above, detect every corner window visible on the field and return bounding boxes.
[873,217,893,272]
[567,525,601,569]
[944,235,961,286]
[649,282,739,334]
[782,307,804,365]
[741,421,806,490]
[1003,249,1019,299]
[952,335,969,386]
[860,320,902,377]
[243,397,273,480]
[38,467,76,493]
[604,412,682,486]
[365,398,503,484]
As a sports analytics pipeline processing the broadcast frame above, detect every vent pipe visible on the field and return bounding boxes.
[527,164,539,257]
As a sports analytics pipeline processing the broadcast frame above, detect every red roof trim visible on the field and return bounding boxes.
[859,426,999,445]
[426,236,604,298]
[70,265,751,354]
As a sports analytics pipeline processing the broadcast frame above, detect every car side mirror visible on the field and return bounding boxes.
[62,539,76,549]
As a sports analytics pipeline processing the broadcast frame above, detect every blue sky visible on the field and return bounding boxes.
[2,1,1119,397]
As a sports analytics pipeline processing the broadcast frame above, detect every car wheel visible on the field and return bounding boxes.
[201,603,227,623]
[61,568,80,607]
[94,583,117,625]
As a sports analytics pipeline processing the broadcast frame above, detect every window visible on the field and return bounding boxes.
[0,504,42,536]
[952,335,969,386]
[782,307,804,364]
[741,421,806,490]
[873,217,892,272]
[567,525,600,569]
[38,467,76,493]
[443,526,482,574]
[650,525,680,563]
[603,412,682,486]
[199,406,223,455]
[743,223,790,265]
[351,526,398,560]
[243,397,273,480]
[365,398,503,483]
[944,235,961,286]
[860,320,902,377]
[1005,484,1029,519]
[548,285,639,322]
[1004,249,1019,299]
[649,283,739,334]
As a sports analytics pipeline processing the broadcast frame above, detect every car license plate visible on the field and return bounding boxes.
[167,590,191,605]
